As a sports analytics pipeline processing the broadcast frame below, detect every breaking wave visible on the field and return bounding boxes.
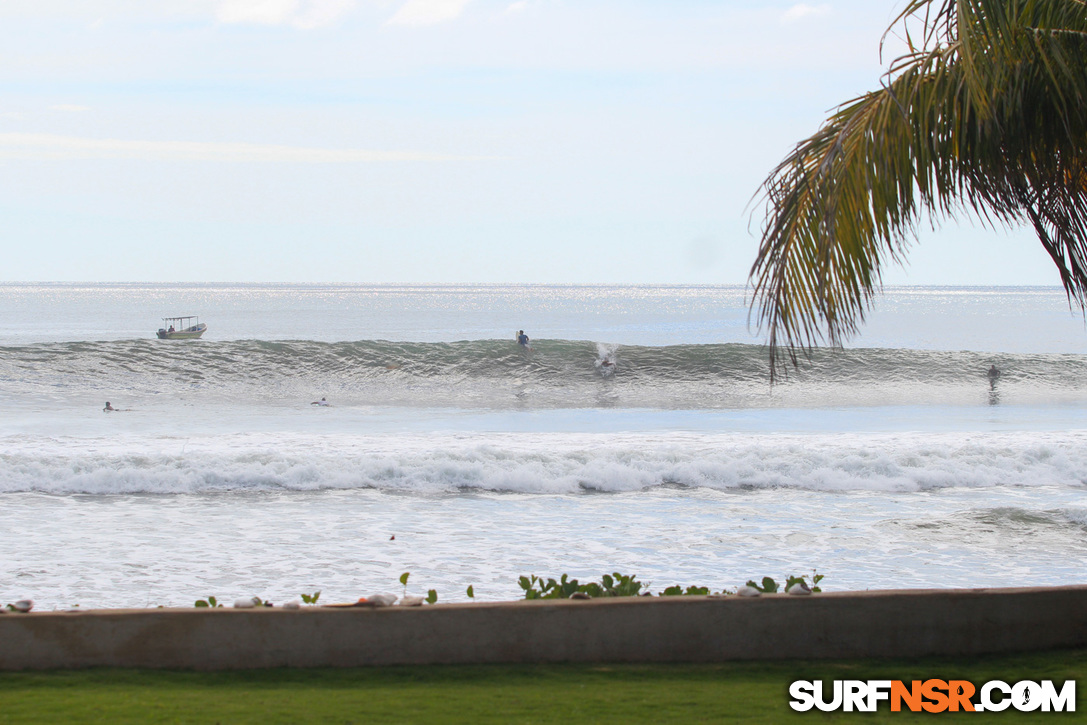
[3,431,1085,495]
[2,339,1086,409]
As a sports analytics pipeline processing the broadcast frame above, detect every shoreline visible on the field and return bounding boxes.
[4,585,1086,671]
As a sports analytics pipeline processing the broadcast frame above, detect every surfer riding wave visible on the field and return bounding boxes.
[595,342,618,376]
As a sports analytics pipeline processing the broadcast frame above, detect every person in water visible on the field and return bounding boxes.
[517,330,530,346]
[104,401,115,412]
[311,397,330,406]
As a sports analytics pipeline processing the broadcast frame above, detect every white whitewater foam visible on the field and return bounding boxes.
[3,430,1086,495]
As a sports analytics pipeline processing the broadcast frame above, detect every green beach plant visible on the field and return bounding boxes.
[747,572,825,594]
[786,571,825,593]
[519,574,581,600]
[660,585,711,596]
[518,572,649,600]
[745,577,779,594]
[588,572,646,598]
[399,572,441,604]
[177,570,823,611]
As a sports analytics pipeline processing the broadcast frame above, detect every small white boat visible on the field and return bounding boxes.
[156,316,207,340]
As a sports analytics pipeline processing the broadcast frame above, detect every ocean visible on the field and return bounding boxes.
[2,283,1086,609]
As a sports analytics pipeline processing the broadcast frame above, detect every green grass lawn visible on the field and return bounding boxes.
[1,649,1084,724]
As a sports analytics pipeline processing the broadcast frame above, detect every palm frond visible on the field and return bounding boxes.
[751,0,1087,378]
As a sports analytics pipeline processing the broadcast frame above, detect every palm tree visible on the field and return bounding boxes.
[750,0,1087,377]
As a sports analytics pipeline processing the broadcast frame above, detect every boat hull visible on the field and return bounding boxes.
[156,324,207,340]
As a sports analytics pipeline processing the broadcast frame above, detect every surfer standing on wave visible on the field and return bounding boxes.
[987,364,1000,389]
[516,330,530,348]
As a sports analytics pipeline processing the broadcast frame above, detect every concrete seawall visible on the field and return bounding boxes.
[2,586,1086,670]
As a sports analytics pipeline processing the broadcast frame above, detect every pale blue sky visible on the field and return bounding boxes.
[0,0,1058,284]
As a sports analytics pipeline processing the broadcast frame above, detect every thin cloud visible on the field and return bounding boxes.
[782,3,831,23]
[387,0,471,27]
[50,105,91,112]
[215,0,355,29]
[505,0,529,12]
[0,133,489,162]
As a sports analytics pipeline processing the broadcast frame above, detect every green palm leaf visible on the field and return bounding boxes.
[751,0,1087,378]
